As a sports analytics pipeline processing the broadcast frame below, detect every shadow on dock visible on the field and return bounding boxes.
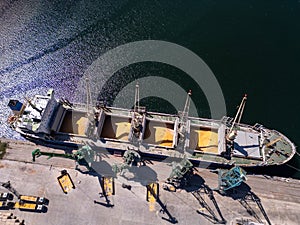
[224,182,272,225]
[168,171,226,224]
[95,176,114,208]
[148,184,178,224]
[187,174,226,224]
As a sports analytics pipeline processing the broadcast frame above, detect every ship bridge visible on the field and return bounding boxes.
[17,91,58,134]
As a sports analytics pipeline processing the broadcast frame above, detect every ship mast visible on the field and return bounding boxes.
[85,77,93,115]
[134,82,140,112]
[227,94,247,141]
[180,90,192,126]
[129,82,145,142]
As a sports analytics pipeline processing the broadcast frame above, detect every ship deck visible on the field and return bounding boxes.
[17,102,295,167]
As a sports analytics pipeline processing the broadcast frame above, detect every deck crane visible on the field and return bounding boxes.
[265,137,282,148]
[128,83,145,142]
[175,90,192,153]
[85,77,93,115]
[164,91,193,189]
[24,96,43,115]
[86,77,100,138]
[134,82,140,113]
[227,94,247,141]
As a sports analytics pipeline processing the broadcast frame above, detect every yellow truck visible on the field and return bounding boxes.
[101,177,115,196]
[19,195,45,204]
[14,201,44,212]
[146,183,159,202]
[57,170,75,194]
[146,183,159,212]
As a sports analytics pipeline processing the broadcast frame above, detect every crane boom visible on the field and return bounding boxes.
[227,94,247,141]
[176,90,192,152]
[265,137,282,148]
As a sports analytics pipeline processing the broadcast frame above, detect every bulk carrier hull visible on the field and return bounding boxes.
[7,89,296,168]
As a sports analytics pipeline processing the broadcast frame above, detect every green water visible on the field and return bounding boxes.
[98,1,300,178]
[1,0,299,178]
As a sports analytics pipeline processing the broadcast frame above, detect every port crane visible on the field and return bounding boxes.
[214,166,247,194]
[31,145,95,170]
[166,157,194,188]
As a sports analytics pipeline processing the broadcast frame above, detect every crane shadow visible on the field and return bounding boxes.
[225,182,272,225]
[147,184,178,224]
[191,181,226,224]
[94,176,114,208]
[174,171,226,224]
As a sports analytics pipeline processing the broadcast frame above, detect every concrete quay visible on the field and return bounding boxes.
[0,138,299,225]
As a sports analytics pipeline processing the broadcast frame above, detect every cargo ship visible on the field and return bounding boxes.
[7,85,296,167]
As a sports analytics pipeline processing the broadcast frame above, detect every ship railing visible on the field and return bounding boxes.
[71,103,88,111]
[189,116,219,123]
[105,106,132,112]
[221,116,234,127]
[253,123,264,131]
[55,131,87,139]
[190,120,221,130]
[146,116,176,123]
[228,121,264,133]
[104,110,132,118]
[142,142,174,150]
[271,129,296,151]
[100,137,131,144]
[147,111,178,118]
